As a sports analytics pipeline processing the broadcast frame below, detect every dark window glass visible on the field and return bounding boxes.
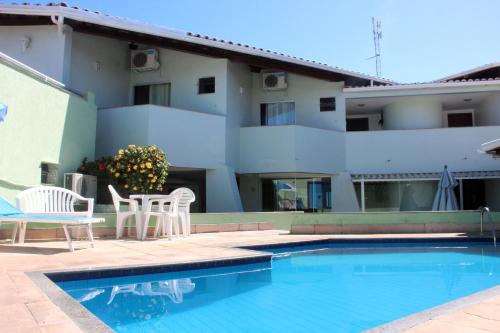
[320,97,336,112]
[346,118,369,131]
[198,77,215,94]
[447,113,473,127]
[134,85,150,105]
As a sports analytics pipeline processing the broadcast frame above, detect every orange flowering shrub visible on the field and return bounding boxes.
[107,144,170,194]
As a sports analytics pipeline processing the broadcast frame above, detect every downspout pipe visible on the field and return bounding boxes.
[50,15,65,36]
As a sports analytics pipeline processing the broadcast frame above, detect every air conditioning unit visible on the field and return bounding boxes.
[131,49,160,72]
[262,72,287,90]
[64,173,97,199]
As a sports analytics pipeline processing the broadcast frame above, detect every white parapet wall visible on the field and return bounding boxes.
[346,126,500,174]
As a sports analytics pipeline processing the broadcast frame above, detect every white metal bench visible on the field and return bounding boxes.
[15,186,104,251]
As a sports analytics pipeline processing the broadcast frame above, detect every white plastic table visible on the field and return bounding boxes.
[129,194,172,240]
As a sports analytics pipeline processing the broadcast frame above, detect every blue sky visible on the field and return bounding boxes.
[43,0,500,82]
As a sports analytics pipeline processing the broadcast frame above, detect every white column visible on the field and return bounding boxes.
[360,178,366,212]
[459,178,464,210]
[206,166,243,212]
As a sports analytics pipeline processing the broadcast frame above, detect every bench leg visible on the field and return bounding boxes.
[62,225,74,252]
[19,222,27,244]
[86,224,95,248]
[11,223,19,244]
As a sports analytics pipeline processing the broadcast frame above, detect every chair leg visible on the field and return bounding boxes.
[165,216,173,240]
[86,224,95,248]
[173,216,180,239]
[116,216,123,239]
[134,212,141,238]
[62,225,74,252]
[141,214,150,241]
[153,216,161,238]
[186,213,191,237]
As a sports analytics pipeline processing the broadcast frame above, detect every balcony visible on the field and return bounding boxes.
[346,126,500,174]
[96,105,226,168]
[239,125,345,174]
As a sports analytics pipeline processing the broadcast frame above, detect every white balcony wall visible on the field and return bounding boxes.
[239,125,345,174]
[0,25,71,84]
[347,126,500,174]
[130,49,228,116]
[250,73,345,131]
[96,105,226,169]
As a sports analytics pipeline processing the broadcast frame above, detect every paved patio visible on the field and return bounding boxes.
[0,230,498,333]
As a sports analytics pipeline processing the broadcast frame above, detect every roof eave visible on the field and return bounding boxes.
[0,4,394,85]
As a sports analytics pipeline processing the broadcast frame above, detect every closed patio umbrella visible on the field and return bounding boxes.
[0,103,7,122]
[432,165,459,211]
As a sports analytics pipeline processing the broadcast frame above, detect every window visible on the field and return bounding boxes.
[133,83,171,106]
[320,97,336,112]
[41,162,58,185]
[198,77,215,94]
[346,117,369,131]
[261,178,331,212]
[260,102,295,126]
[447,112,473,127]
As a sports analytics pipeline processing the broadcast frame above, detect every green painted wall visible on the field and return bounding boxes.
[0,59,97,203]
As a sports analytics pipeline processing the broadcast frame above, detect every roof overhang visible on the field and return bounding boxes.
[480,139,500,159]
[0,3,394,86]
[343,79,500,98]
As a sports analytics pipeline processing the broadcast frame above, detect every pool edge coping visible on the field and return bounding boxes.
[364,284,500,333]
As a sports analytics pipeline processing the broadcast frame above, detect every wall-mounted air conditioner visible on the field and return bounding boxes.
[262,72,287,90]
[131,49,160,72]
[64,173,97,199]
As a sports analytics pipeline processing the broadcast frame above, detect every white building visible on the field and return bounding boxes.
[1,3,500,213]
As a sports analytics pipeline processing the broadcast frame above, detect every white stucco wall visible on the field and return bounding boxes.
[250,73,345,131]
[331,173,360,212]
[240,125,345,174]
[476,93,500,126]
[0,25,71,83]
[69,32,130,109]
[383,97,443,130]
[96,105,226,169]
[346,126,500,174]
[225,61,253,170]
[130,48,228,116]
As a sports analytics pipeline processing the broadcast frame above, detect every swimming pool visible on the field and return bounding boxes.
[56,241,500,333]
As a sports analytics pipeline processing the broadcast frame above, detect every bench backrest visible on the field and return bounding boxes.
[16,186,93,217]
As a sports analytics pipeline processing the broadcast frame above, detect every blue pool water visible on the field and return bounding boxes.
[57,242,500,333]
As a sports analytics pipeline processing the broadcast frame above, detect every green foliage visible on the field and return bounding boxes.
[78,157,113,177]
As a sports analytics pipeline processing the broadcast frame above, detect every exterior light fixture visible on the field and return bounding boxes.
[357,103,365,107]
[463,98,472,102]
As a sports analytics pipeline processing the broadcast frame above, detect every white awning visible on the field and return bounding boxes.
[351,170,500,182]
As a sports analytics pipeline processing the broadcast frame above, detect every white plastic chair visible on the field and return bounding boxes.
[169,188,195,237]
[154,194,180,239]
[108,185,141,239]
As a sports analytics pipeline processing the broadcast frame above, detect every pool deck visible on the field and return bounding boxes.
[0,230,498,333]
